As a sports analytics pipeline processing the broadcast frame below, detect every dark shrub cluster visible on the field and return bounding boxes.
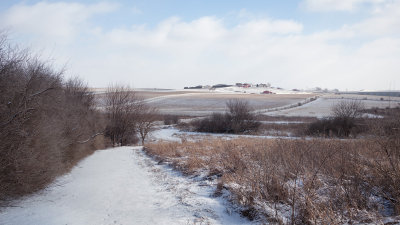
[0,34,105,203]
[163,114,180,125]
[103,85,140,146]
[103,85,159,146]
[307,100,366,137]
[192,99,260,134]
[306,117,365,137]
[146,123,400,223]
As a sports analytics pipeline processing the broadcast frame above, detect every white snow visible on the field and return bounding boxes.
[151,127,301,141]
[150,126,182,142]
[260,120,305,124]
[264,95,399,118]
[0,147,252,225]
[362,113,384,118]
[212,86,311,95]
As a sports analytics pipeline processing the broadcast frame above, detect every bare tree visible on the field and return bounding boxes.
[136,105,159,145]
[104,84,141,146]
[226,99,260,133]
[193,99,260,134]
[332,100,364,119]
[330,100,365,137]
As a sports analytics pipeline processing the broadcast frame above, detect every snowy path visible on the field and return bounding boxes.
[0,147,250,225]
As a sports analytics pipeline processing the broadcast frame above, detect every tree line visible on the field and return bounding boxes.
[0,34,157,203]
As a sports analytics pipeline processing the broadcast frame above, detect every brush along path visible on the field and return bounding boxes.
[0,147,250,225]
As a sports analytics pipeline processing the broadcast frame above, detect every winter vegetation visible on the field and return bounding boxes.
[0,34,106,202]
[143,99,400,224]
[192,99,261,134]
[2,0,400,224]
[1,31,400,224]
[0,35,158,205]
[306,100,366,137]
[145,113,400,223]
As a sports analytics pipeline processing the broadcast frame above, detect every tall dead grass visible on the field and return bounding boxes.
[145,134,400,224]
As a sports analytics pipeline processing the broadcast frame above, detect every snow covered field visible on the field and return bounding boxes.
[150,126,302,141]
[0,147,252,225]
[146,92,314,116]
[264,94,400,118]
[94,88,314,116]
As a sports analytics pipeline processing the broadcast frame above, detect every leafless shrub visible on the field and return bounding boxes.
[103,84,159,146]
[192,112,231,133]
[192,99,260,134]
[226,99,260,133]
[307,100,366,137]
[145,135,400,224]
[163,114,180,125]
[0,33,105,203]
[136,105,159,145]
[104,85,141,146]
[367,110,400,215]
[332,100,364,119]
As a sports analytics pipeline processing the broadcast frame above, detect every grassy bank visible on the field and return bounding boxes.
[145,136,399,224]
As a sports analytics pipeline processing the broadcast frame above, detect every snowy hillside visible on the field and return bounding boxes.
[212,86,311,94]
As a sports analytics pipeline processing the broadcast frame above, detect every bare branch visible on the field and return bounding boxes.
[77,132,104,144]
[1,108,35,127]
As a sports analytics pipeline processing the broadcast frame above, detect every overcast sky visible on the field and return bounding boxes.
[0,0,399,90]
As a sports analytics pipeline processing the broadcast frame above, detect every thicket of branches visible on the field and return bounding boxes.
[146,114,400,223]
[192,99,260,134]
[104,85,140,146]
[0,34,105,202]
[104,85,158,146]
[307,100,365,137]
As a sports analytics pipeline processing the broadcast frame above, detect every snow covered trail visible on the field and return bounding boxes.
[0,147,251,225]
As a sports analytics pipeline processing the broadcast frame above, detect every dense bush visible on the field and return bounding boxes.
[307,100,366,137]
[192,112,231,133]
[163,114,180,125]
[104,85,159,146]
[306,117,365,137]
[146,126,400,223]
[0,34,105,203]
[192,99,260,134]
[104,85,140,146]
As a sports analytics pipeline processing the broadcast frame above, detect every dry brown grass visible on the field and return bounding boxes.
[145,135,400,224]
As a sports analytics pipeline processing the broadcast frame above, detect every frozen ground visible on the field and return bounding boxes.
[150,126,301,142]
[212,86,310,95]
[264,94,400,118]
[94,87,315,116]
[0,147,252,225]
[146,92,314,116]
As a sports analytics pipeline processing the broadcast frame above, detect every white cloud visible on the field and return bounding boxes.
[302,0,386,12]
[73,13,397,90]
[235,19,303,35]
[353,1,400,36]
[0,1,118,42]
[0,1,399,90]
